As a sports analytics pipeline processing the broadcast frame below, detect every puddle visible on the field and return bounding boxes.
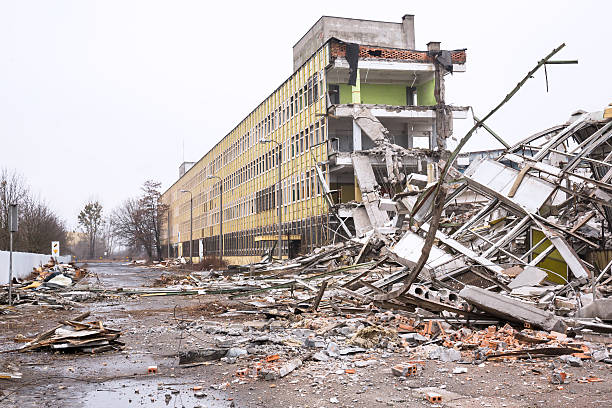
[84,379,232,407]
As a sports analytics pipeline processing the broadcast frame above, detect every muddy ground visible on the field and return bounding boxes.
[1,263,612,407]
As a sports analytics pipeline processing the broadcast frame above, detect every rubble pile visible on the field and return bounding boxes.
[0,258,92,307]
[14,311,123,354]
[159,107,612,384]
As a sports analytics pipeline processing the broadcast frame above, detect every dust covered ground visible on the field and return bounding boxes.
[1,263,612,408]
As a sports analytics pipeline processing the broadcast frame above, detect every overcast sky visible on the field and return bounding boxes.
[1,0,610,229]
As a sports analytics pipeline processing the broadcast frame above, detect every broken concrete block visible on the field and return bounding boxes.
[593,349,610,362]
[326,341,340,357]
[400,332,428,344]
[428,346,461,362]
[355,359,377,367]
[440,348,461,362]
[508,266,548,289]
[225,348,247,358]
[312,351,329,362]
[459,285,567,332]
[577,298,612,319]
[279,358,302,378]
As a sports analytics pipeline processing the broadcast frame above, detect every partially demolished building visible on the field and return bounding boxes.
[161,14,468,263]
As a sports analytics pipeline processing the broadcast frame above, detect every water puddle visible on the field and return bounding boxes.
[84,379,232,407]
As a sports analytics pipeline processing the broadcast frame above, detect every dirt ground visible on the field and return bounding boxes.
[1,263,612,408]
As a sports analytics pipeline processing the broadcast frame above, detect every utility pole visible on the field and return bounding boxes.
[167,209,170,259]
[180,190,193,264]
[259,138,283,260]
[206,175,223,264]
[8,204,17,306]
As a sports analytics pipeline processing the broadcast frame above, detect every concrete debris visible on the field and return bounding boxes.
[0,258,89,307]
[458,285,567,333]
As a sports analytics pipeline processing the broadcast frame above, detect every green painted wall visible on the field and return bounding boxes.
[338,83,407,105]
[361,84,406,105]
[339,84,352,104]
[337,81,436,106]
[417,78,436,106]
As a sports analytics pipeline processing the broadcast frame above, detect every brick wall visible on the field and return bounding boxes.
[330,40,466,64]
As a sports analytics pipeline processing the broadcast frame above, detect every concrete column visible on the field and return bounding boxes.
[402,15,415,49]
[351,69,361,104]
[352,120,362,151]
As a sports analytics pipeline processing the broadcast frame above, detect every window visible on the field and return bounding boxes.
[307,77,313,106]
[299,89,303,111]
[299,131,304,154]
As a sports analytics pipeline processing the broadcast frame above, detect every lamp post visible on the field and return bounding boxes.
[259,138,282,261]
[206,175,223,264]
[180,190,193,264]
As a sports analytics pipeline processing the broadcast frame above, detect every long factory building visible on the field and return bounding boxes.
[160,14,468,264]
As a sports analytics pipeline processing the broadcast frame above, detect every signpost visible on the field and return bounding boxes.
[8,204,18,306]
[52,241,60,258]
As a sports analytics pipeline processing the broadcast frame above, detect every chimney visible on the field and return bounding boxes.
[427,41,441,53]
[402,14,415,49]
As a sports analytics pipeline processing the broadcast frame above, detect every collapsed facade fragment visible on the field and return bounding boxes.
[160,14,467,264]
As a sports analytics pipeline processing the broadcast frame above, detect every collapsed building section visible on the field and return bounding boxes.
[160,14,468,264]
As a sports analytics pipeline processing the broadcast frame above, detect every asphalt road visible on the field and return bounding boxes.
[78,262,165,289]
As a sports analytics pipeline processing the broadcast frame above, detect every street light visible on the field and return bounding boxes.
[180,189,193,264]
[206,175,223,264]
[259,137,282,261]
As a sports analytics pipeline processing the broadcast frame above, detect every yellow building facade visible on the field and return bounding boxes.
[162,45,331,264]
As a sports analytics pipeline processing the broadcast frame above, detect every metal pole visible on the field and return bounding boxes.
[189,193,193,264]
[8,230,13,306]
[277,146,282,260]
[167,209,170,259]
[219,181,223,265]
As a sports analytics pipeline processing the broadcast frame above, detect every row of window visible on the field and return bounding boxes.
[168,216,329,258]
[177,166,329,237]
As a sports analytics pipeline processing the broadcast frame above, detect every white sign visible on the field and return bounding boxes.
[199,239,204,259]
[51,241,60,257]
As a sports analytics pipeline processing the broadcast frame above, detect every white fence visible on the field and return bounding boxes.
[0,251,71,283]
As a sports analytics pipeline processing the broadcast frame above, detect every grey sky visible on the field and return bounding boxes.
[1,0,610,228]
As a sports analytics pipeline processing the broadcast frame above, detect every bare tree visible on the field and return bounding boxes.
[112,180,167,261]
[101,215,118,257]
[19,196,68,254]
[78,201,103,258]
[1,168,67,254]
[141,180,167,261]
